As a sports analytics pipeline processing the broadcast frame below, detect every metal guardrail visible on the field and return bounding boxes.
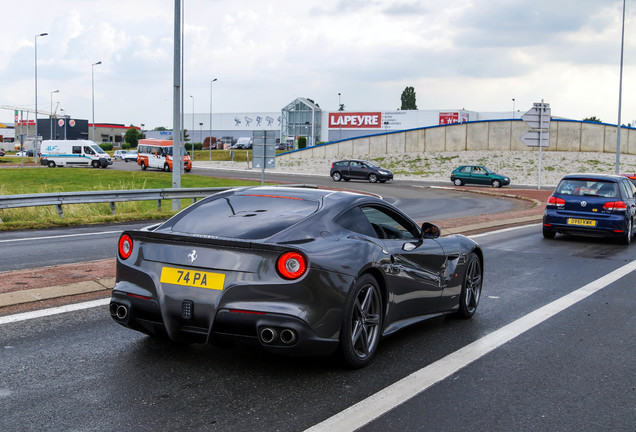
[0,184,318,220]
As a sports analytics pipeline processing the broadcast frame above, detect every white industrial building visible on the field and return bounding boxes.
[176,97,520,147]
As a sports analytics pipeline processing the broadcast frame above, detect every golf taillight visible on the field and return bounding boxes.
[118,234,133,260]
[547,196,565,208]
[277,252,307,280]
[603,201,627,211]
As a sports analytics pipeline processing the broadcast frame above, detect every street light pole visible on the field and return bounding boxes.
[209,78,217,161]
[189,95,195,160]
[199,122,203,154]
[172,0,183,211]
[92,61,102,143]
[512,98,516,119]
[50,89,59,140]
[616,0,626,174]
[338,92,342,140]
[35,32,48,164]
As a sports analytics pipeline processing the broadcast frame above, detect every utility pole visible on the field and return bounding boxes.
[172,0,182,210]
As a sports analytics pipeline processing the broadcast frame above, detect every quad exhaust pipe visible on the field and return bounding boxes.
[260,327,277,344]
[259,327,297,345]
[280,329,297,345]
[109,303,128,320]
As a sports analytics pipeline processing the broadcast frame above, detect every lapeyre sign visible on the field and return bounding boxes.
[329,112,382,128]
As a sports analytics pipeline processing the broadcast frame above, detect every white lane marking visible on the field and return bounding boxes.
[305,259,636,432]
[0,298,110,325]
[0,231,121,244]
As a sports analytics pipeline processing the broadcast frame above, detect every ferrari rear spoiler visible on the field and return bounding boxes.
[123,229,288,253]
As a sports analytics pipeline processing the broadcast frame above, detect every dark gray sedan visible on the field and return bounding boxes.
[110,186,483,368]
[330,159,394,183]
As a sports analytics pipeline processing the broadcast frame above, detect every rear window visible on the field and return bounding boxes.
[556,179,618,198]
[168,194,319,239]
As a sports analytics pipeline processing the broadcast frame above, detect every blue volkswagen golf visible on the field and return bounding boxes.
[543,173,636,244]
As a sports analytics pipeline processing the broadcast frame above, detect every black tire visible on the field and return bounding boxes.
[543,226,556,239]
[332,172,342,182]
[368,173,378,183]
[185,168,191,173]
[456,253,482,319]
[91,160,99,168]
[491,179,502,188]
[620,219,632,245]
[453,178,464,186]
[140,161,147,171]
[338,274,383,369]
[163,163,171,172]
[47,161,55,168]
[124,159,128,163]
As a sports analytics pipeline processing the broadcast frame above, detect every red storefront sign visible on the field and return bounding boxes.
[439,112,459,124]
[329,112,382,128]
[439,112,469,125]
[15,120,36,126]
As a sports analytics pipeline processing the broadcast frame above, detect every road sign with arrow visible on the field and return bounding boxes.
[521,102,551,147]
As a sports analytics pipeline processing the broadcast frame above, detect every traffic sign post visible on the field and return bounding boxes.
[520,130,549,147]
[521,103,551,130]
[253,130,276,185]
[521,100,550,189]
[18,134,26,168]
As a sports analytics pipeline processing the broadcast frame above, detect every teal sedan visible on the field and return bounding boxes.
[450,165,510,188]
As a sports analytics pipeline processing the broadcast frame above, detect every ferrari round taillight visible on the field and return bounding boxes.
[118,234,133,260]
[277,252,307,280]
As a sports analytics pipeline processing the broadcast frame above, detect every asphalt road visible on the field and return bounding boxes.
[0,168,515,271]
[111,159,519,221]
[1,225,634,431]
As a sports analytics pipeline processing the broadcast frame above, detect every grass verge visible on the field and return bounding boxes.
[0,168,260,230]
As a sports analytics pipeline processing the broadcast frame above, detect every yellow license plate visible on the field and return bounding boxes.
[567,218,596,227]
[160,267,225,290]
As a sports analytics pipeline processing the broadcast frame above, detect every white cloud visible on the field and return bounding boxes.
[0,0,634,129]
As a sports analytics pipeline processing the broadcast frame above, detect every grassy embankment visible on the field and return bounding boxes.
[0,167,260,230]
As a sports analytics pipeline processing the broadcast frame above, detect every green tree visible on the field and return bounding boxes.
[583,116,602,123]
[124,127,142,148]
[400,86,417,110]
[153,126,168,131]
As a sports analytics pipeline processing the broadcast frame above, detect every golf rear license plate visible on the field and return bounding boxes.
[160,267,225,290]
[567,218,596,227]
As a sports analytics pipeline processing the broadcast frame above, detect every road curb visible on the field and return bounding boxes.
[0,278,115,308]
[440,215,542,236]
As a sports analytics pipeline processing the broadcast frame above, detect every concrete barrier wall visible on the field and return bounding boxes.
[278,120,636,160]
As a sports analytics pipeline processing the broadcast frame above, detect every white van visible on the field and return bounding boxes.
[40,140,113,168]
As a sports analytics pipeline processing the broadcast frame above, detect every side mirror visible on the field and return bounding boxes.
[421,222,440,239]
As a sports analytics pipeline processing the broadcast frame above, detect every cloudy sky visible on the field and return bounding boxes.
[1,0,634,129]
